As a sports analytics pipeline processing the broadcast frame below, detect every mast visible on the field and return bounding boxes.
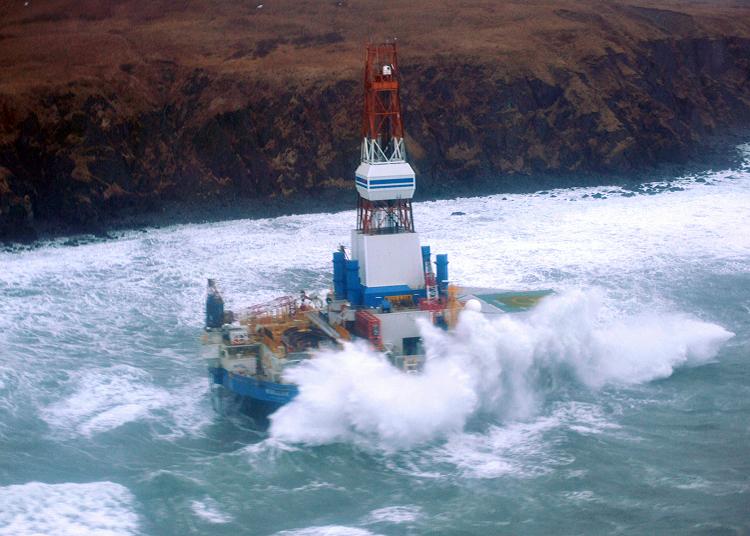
[346,42,426,308]
[355,42,416,235]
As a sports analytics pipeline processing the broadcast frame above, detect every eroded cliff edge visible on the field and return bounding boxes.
[1,0,749,240]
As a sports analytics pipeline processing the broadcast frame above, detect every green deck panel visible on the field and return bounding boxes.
[474,290,553,313]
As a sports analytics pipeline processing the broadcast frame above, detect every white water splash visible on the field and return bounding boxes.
[270,290,732,449]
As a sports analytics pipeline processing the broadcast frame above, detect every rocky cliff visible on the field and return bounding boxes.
[1,0,750,240]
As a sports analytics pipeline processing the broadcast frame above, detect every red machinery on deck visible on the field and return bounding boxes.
[354,309,383,350]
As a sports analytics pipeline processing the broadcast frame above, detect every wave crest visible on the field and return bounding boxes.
[270,289,732,449]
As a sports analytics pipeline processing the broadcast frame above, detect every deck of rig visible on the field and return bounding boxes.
[202,43,549,418]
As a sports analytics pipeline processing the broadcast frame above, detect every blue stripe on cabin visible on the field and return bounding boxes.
[355,176,414,185]
[368,184,415,190]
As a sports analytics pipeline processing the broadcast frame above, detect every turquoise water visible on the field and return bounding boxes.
[1,150,749,535]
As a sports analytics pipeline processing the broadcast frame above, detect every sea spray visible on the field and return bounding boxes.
[270,290,733,448]
[268,341,477,448]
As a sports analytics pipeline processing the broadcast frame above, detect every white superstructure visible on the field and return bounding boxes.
[355,161,416,201]
[350,230,424,289]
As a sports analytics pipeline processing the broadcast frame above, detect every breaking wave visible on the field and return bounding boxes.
[270,290,733,449]
[40,364,212,439]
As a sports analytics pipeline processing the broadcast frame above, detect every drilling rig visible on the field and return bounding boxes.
[202,43,550,419]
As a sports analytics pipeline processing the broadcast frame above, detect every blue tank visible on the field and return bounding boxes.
[436,254,449,296]
[345,259,362,306]
[333,251,346,299]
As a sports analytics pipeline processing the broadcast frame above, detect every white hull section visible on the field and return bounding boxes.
[351,230,425,289]
[373,309,432,354]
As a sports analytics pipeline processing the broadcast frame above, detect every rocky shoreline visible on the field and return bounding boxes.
[4,133,745,250]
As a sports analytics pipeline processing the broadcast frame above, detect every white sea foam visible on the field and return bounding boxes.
[0,481,139,536]
[563,490,598,503]
[413,166,750,291]
[190,497,233,524]
[362,505,423,525]
[433,402,620,479]
[432,416,561,479]
[41,364,212,439]
[274,527,380,536]
[40,364,165,436]
[270,290,732,449]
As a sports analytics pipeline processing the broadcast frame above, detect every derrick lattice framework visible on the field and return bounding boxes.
[355,43,416,235]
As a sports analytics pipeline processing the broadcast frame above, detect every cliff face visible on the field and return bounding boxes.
[1,0,750,240]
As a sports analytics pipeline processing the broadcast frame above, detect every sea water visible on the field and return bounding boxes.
[1,147,749,535]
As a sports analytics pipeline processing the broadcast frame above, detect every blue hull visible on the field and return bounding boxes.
[209,367,298,418]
